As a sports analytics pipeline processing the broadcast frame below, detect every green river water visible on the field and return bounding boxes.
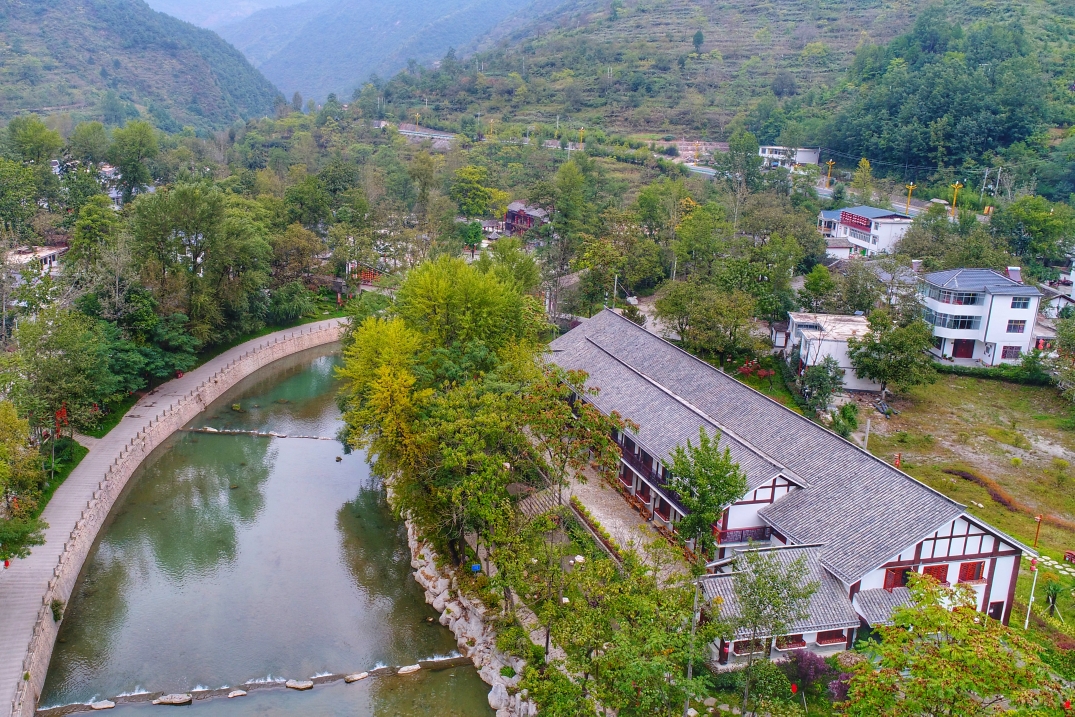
[40,345,493,716]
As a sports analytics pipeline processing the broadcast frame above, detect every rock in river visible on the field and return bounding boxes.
[152,694,192,705]
[285,679,314,691]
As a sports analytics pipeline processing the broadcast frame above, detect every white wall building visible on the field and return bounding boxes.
[787,312,880,391]
[759,146,820,168]
[921,268,1041,365]
[823,206,913,257]
[550,310,1031,666]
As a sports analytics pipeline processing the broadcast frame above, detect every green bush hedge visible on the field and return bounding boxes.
[933,361,1052,386]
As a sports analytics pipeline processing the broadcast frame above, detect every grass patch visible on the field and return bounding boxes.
[85,391,141,439]
[984,426,1032,450]
[32,437,89,518]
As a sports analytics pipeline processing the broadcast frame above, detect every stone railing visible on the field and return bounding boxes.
[10,320,346,717]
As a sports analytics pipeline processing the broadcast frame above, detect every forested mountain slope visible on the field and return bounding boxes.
[217,0,568,101]
[0,0,280,130]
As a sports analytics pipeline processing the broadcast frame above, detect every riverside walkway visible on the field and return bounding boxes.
[0,319,346,717]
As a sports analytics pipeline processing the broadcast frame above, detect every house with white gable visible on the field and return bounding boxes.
[549,310,1031,664]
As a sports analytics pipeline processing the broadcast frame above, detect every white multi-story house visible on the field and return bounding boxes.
[821,206,913,256]
[550,310,1030,665]
[921,268,1041,364]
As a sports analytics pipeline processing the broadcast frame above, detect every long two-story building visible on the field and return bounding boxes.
[818,206,912,257]
[921,268,1041,364]
[549,310,1030,664]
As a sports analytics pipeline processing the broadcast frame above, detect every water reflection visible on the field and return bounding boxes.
[42,346,491,714]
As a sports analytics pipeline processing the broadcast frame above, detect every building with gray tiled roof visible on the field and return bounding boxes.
[549,309,1031,661]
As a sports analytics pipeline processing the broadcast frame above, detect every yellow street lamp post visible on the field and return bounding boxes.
[950,181,964,219]
[905,182,917,215]
[825,160,836,189]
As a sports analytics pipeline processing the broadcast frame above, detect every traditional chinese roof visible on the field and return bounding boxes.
[702,545,860,637]
[547,310,966,584]
[853,587,913,626]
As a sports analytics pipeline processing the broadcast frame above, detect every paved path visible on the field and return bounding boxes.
[569,471,687,582]
[0,319,344,716]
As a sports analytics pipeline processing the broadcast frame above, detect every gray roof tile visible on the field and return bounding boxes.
[701,544,860,637]
[923,268,1041,296]
[853,587,913,626]
[548,310,965,584]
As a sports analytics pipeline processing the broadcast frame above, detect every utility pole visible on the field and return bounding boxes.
[612,274,617,310]
[825,159,836,189]
[1025,557,1039,630]
[979,168,990,203]
[905,183,917,215]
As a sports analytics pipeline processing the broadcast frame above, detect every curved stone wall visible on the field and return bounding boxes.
[10,320,346,717]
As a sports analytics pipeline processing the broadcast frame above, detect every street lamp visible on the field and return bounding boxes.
[950,181,965,219]
[905,182,917,215]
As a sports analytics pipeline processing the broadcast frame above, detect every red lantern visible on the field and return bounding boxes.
[1064,699,1071,710]
[791,684,798,695]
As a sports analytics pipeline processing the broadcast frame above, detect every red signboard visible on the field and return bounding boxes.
[840,211,872,231]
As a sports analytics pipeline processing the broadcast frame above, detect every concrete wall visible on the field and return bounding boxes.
[10,321,345,717]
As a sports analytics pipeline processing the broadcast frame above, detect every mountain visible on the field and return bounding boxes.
[142,0,310,29]
[0,0,280,131]
[217,0,568,102]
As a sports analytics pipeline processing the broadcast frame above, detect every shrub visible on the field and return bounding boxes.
[50,598,65,621]
[750,658,792,702]
[828,672,851,702]
[710,666,744,692]
[787,649,831,691]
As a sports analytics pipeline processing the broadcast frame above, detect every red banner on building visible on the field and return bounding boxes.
[840,211,871,231]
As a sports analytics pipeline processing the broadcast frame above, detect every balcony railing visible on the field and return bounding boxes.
[718,526,772,544]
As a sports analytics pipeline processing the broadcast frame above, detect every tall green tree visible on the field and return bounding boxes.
[0,401,46,561]
[847,310,936,397]
[664,427,747,558]
[7,115,62,164]
[842,573,1063,715]
[68,122,111,165]
[109,121,158,201]
[0,157,37,232]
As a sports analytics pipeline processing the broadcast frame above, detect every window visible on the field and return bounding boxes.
[1001,346,1022,360]
[733,639,767,655]
[1011,297,1031,309]
[776,634,806,650]
[884,567,910,591]
[922,308,982,330]
[922,565,949,584]
[923,286,982,305]
[958,561,985,583]
[932,335,944,351]
[816,630,847,645]
[849,228,871,243]
[1006,320,1027,334]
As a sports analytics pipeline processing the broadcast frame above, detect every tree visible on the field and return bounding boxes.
[68,122,111,165]
[713,130,762,231]
[109,121,158,201]
[450,165,502,218]
[798,265,837,312]
[664,427,747,558]
[726,546,818,712]
[801,355,843,413]
[7,115,62,164]
[991,195,1075,264]
[690,288,757,364]
[270,223,322,286]
[0,400,47,560]
[292,91,303,112]
[0,158,36,233]
[847,311,936,397]
[850,158,873,202]
[654,279,702,341]
[836,259,882,314]
[842,573,1063,715]
[284,175,331,230]
[771,71,797,97]
[69,195,119,272]
[522,365,627,506]
[693,30,705,52]
[4,307,120,441]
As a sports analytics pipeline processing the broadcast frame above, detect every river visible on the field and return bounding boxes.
[40,345,493,715]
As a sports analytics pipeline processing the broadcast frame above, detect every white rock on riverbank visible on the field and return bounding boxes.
[405,521,536,717]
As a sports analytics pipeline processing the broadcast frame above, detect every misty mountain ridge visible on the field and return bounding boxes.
[217,0,570,101]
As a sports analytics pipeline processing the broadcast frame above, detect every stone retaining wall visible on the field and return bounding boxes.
[405,523,536,717]
[11,321,345,717]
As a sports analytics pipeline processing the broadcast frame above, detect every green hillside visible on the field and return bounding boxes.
[0,0,281,131]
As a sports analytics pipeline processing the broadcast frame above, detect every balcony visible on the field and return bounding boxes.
[718,526,771,544]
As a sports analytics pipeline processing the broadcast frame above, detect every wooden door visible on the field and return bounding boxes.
[952,339,975,359]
